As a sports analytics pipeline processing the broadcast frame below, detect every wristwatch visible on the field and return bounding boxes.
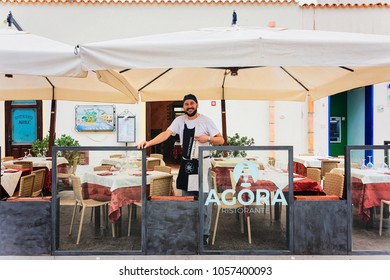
[207,136,211,143]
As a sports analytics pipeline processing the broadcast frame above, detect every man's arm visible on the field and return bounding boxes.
[194,132,224,145]
[137,129,173,149]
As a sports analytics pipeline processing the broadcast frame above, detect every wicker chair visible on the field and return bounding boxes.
[17,173,36,197]
[4,164,23,169]
[153,165,171,174]
[306,168,321,184]
[323,172,344,198]
[211,170,250,245]
[68,175,114,244]
[150,153,163,160]
[128,174,173,236]
[147,159,162,170]
[149,175,173,196]
[93,165,112,172]
[321,160,340,180]
[16,161,34,172]
[58,156,78,179]
[31,168,46,197]
[149,153,165,166]
[1,156,14,162]
[299,153,314,156]
[109,154,123,158]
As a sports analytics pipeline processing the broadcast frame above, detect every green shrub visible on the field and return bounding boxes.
[31,135,50,156]
[55,134,80,167]
[212,132,255,158]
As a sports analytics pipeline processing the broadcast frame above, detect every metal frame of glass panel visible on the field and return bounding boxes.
[346,145,390,255]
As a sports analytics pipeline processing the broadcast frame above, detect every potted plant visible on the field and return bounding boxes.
[55,134,80,168]
[212,132,255,158]
[31,135,50,157]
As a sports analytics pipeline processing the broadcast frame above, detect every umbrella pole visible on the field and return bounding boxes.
[221,99,227,144]
[46,77,56,156]
[48,99,56,156]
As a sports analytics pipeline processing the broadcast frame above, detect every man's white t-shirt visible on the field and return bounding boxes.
[167,114,219,156]
[168,114,220,192]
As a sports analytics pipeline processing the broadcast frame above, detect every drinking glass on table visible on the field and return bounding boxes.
[27,149,32,157]
[42,147,48,157]
[36,148,43,158]
[381,156,389,169]
[366,156,374,169]
[361,158,367,169]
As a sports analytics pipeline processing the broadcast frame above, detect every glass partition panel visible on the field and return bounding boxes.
[53,147,144,254]
[347,145,390,252]
[199,146,294,253]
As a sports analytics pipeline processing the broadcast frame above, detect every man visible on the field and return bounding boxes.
[137,94,224,244]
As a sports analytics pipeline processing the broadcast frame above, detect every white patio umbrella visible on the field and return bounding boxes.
[0,28,137,103]
[0,71,137,103]
[79,26,390,140]
[0,28,83,77]
[79,26,390,102]
[0,28,137,155]
[97,66,390,102]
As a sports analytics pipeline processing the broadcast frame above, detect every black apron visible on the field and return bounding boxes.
[176,123,198,191]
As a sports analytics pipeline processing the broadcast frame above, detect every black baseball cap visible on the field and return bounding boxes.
[183,94,198,104]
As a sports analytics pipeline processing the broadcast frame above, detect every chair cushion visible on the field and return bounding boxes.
[150,196,194,201]
[7,196,52,202]
[294,195,339,201]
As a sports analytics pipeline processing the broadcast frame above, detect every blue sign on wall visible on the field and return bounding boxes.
[11,108,37,144]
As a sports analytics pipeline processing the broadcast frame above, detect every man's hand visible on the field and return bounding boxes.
[194,135,209,144]
[137,140,150,149]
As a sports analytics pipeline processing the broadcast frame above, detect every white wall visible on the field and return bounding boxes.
[54,100,143,147]
[0,4,304,44]
[313,97,329,156]
[225,100,269,145]
[374,83,390,145]
[302,7,390,35]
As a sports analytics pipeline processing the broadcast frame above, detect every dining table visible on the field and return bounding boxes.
[4,156,68,170]
[0,167,32,197]
[3,156,69,194]
[331,167,390,222]
[82,169,171,224]
[212,157,264,191]
[100,157,161,169]
[293,155,343,176]
[226,168,325,221]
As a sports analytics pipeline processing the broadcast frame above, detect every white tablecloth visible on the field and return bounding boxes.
[331,167,390,184]
[293,155,342,168]
[4,157,68,170]
[0,170,22,196]
[82,170,169,192]
[100,157,160,168]
[211,157,262,168]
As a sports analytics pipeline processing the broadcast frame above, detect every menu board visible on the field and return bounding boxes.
[117,115,136,143]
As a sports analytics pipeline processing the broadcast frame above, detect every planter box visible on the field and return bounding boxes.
[0,199,52,255]
[293,200,348,255]
[145,200,199,255]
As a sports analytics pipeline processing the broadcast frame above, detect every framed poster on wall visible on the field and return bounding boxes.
[75,105,116,132]
[117,115,136,143]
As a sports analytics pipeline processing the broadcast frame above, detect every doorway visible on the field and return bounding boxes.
[329,86,372,158]
[5,100,42,158]
[146,100,182,164]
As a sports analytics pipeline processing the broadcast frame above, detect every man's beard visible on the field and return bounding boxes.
[185,108,197,117]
